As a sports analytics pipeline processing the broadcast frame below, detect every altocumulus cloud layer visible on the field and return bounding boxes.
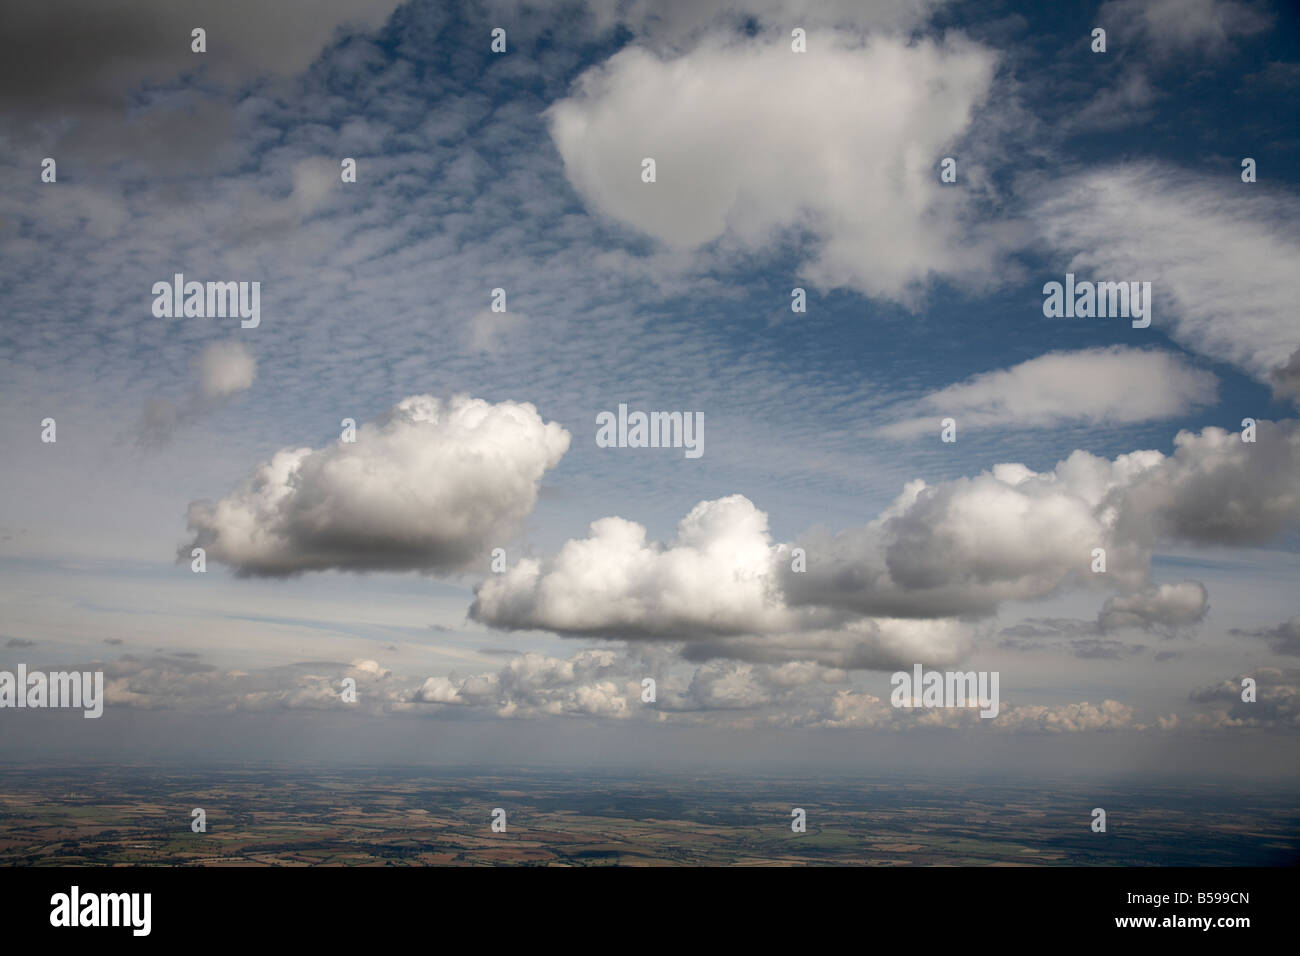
[185,395,570,575]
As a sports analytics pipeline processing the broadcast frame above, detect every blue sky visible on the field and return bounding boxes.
[1,0,1298,772]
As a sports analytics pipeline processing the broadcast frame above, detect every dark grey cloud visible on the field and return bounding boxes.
[0,0,402,115]
[1232,617,1300,657]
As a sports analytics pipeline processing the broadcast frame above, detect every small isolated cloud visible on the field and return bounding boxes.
[348,659,391,679]
[184,394,570,576]
[1098,581,1209,636]
[998,624,1147,660]
[134,340,257,447]
[873,347,1216,439]
[1069,70,1159,133]
[197,341,257,399]
[1000,581,1208,653]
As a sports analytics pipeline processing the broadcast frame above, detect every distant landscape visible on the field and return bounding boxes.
[1,767,1294,866]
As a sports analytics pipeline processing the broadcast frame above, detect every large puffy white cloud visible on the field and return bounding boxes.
[472,495,799,637]
[792,420,1300,616]
[546,31,1003,302]
[873,347,1217,439]
[470,494,975,668]
[473,421,1300,663]
[184,394,570,576]
[1111,420,1300,546]
[786,454,1158,617]
[1033,163,1300,398]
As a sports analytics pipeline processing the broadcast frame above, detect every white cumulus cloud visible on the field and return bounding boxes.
[546,31,1003,302]
[184,394,570,576]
